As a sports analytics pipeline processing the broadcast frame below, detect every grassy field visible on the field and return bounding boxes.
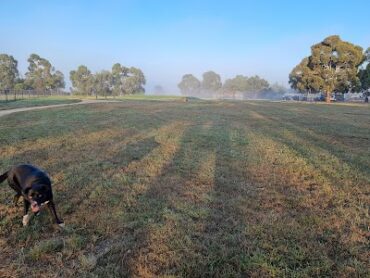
[0,95,184,111]
[68,94,184,102]
[0,99,369,277]
[0,96,82,110]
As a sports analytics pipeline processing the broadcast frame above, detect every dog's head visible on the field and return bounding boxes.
[25,184,52,213]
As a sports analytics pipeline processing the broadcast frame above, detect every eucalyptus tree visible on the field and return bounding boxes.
[358,47,370,95]
[25,54,65,90]
[51,71,65,89]
[93,70,113,98]
[245,75,269,92]
[223,75,269,95]
[0,54,19,90]
[123,67,146,94]
[290,36,364,102]
[289,57,322,94]
[201,71,222,92]
[111,63,129,96]
[223,75,248,92]
[178,74,201,96]
[70,65,93,95]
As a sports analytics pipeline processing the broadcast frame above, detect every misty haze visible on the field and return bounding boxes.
[0,1,369,277]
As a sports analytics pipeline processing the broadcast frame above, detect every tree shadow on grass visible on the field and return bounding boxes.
[238,107,369,276]
[243,105,369,185]
[0,134,161,234]
[187,122,254,277]
[91,121,216,276]
[97,102,368,277]
[90,115,263,277]
[61,136,160,214]
[0,118,172,273]
[0,102,201,277]
[262,115,369,185]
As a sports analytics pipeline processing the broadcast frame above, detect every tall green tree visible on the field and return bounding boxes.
[223,75,269,95]
[289,57,323,94]
[14,78,26,90]
[245,75,269,92]
[290,35,364,102]
[70,63,145,96]
[111,64,145,95]
[201,71,222,91]
[223,75,248,92]
[52,70,65,90]
[358,47,370,95]
[122,67,146,95]
[0,54,19,90]
[70,65,93,95]
[93,70,113,97]
[223,75,248,98]
[111,63,129,96]
[178,74,201,96]
[25,54,65,90]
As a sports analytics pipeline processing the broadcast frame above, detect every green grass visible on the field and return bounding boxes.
[0,96,81,110]
[0,99,369,277]
[73,94,186,102]
[115,94,184,101]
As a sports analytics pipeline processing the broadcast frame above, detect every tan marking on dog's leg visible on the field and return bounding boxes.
[13,194,21,206]
[22,214,30,226]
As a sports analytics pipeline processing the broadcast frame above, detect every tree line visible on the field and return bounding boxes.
[178,71,286,99]
[70,64,145,96]
[0,53,146,96]
[289,35,370,103]
[0,54,65,91]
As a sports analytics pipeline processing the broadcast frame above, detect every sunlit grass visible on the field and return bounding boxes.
[72,94,184,101]
[0,100,369,277]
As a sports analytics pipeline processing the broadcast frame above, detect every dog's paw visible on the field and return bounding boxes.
[22,215,30,227]
[58,222,65,228]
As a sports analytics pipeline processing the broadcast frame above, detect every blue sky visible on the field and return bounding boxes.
[1,0,369,93]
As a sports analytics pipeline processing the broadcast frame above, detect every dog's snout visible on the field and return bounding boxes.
[31,201,40,213]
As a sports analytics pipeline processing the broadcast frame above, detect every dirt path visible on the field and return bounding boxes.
[0,99,120,118]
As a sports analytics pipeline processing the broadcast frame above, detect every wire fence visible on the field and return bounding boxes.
[0,89,69,101]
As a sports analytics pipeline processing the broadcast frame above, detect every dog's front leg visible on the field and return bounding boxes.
[13,194,21,206]
[22,200,31,226]
[47,200,64,227]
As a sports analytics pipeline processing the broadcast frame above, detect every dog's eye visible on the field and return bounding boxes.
[38,194,42,198]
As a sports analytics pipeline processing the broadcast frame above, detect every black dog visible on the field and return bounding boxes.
[0,164,63,227]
